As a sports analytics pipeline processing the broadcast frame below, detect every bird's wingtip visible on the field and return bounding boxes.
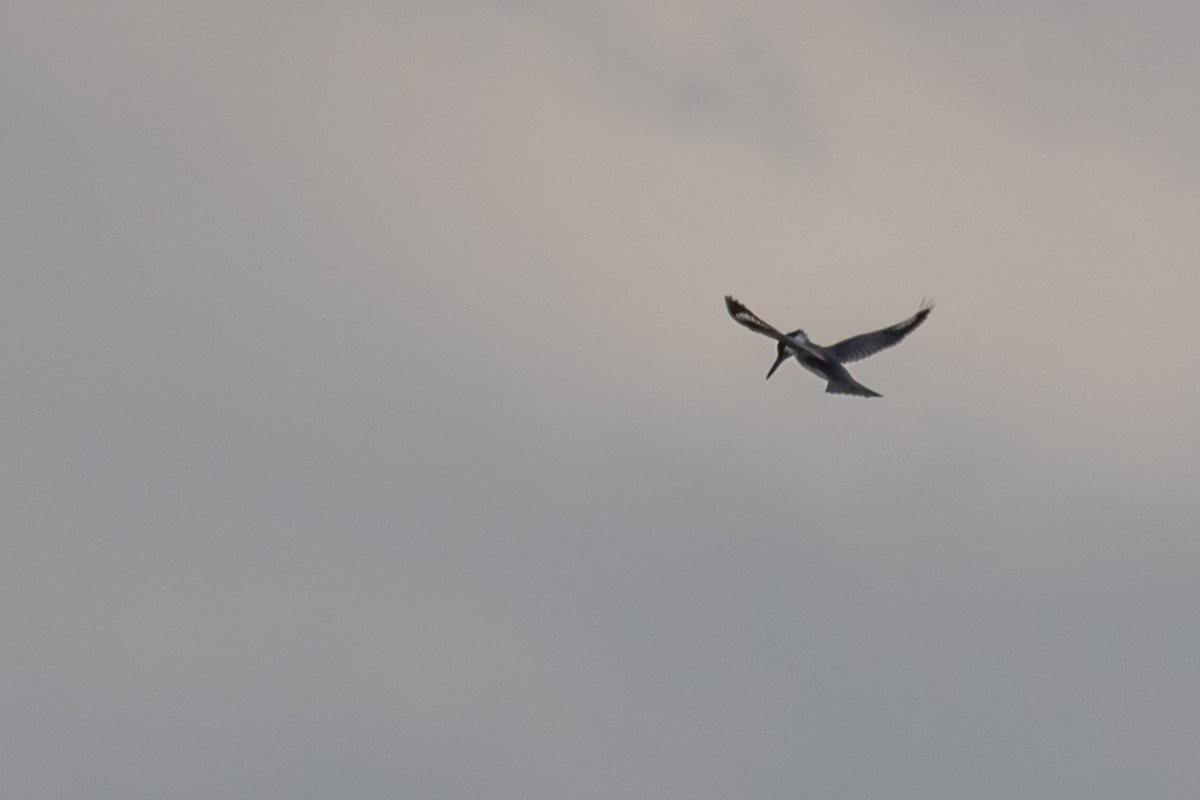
[725,295,751,317]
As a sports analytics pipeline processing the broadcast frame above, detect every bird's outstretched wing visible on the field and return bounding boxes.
[827,300,934,364]
[725,296,815,352]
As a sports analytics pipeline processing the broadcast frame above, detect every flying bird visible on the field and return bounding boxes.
[725,295,933,397]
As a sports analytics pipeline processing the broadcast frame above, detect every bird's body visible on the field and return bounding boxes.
[725,295,933,397]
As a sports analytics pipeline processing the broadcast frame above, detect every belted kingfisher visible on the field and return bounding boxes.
[725,295,933,397]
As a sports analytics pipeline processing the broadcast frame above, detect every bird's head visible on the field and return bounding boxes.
[765,330,806,379]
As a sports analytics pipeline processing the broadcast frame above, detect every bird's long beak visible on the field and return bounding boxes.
[765,351,789,380]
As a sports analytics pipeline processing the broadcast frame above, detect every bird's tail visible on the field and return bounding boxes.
[825,380,881,398]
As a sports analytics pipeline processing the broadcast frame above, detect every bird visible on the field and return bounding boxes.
[725,295,933,397]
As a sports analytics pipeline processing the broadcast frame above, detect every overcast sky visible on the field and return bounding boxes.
[4,1,1200,798]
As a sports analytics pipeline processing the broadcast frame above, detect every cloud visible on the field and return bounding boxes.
[3,1,1200,798]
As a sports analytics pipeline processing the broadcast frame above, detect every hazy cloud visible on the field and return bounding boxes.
[3,1,1199,798]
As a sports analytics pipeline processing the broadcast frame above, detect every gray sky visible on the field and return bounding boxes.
[4,1,1200,797]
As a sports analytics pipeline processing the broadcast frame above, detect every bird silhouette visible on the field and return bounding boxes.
[725,295,933,397]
